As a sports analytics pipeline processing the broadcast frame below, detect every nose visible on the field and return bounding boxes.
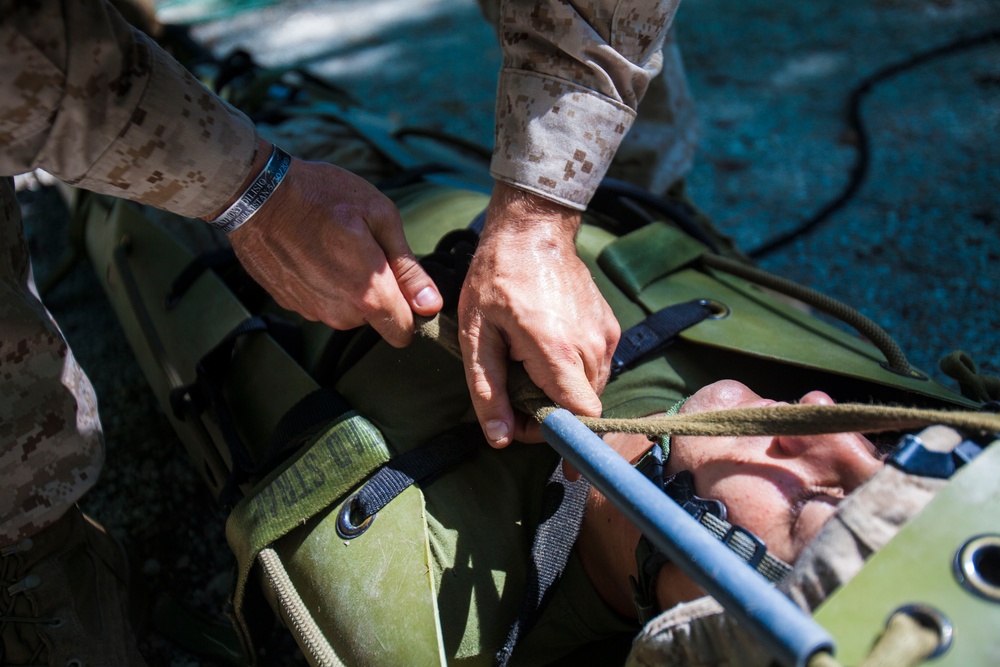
[774,391,883,491]
[799,390,835,407]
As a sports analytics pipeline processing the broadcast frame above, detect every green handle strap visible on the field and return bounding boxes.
[225,411,391,661]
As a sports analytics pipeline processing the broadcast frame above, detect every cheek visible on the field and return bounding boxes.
[704,475,798,563]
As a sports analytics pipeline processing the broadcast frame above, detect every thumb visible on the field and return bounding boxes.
[370,211,443,317]
[391,251,443,316]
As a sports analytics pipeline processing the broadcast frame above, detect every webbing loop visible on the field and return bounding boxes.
[340,423,481,538]
[169,316,270,503]
[610,299,714,378]
[169,315,314,505]
[495,460,592,667]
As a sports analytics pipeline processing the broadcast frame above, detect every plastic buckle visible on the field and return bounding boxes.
[686,497,727,522]
[722,524,768,569]
[889,434,957,479]
[953,439,984,466]
[609,356,626,380]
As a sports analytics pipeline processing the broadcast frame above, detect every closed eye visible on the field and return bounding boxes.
[789,487,844,530]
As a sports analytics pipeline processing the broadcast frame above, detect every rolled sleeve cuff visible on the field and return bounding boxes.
[490,69,637,211]
[72,35,257,219]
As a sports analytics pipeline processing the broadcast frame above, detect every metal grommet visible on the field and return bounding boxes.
[65,660,83,667]
[335,494,375,540]
[954,534,1000,602]
[698,299,730,319]
[889,604,954,659]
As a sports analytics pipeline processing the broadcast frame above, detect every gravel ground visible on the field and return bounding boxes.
[16,0,999,665]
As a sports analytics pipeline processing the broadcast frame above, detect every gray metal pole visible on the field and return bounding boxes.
[541,408,834,667]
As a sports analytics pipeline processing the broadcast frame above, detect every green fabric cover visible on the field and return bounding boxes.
[815,442,1000,666]
[335,333,639,665]
[597,221,708,298]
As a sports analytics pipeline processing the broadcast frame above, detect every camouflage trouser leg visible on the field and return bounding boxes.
[0,179,103,546]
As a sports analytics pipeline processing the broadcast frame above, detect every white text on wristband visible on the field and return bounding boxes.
[209,145,292,234]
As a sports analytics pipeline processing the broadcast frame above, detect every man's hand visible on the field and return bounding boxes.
[218,140,443,347]
[459,182,620,447]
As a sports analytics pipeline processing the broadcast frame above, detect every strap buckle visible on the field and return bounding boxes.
[722,524,768,569]
[684,496,727,523]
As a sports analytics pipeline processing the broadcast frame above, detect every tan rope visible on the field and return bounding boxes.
[415,314,1000,438]
[858,612,940,667]
[552,403,1000,438]
[807,651,844,667]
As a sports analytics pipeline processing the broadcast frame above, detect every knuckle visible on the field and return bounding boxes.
[390,254,425,285]
[470,375,497,404]
[371,195,400,221]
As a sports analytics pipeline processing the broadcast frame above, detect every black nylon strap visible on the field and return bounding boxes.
[353,423,481,519]
[170,316,270,489]
[611,300,713,378]
[662,471,791,584]
[697,513,791,582]
[495,461,592,667]
[258,387,352,470]
[468,209,487,235]
[629,535,669,625]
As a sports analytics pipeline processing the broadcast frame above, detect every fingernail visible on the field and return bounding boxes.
[414,286,439,309]
[485,420,509,445]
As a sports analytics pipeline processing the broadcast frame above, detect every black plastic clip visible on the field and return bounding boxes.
[722,524,768,569]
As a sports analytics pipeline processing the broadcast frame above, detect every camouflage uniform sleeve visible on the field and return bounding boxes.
[489,0,680,210]
[0,0,256,219]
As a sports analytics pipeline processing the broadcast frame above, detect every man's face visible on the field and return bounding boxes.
[668,380,885,563]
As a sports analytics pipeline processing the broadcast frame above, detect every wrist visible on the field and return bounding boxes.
[483,181,582,244]
[201,136,290,234]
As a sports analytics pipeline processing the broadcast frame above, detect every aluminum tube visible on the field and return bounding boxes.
[541,408,834,667]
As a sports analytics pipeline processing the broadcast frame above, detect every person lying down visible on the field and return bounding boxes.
[579,379,883,619]
[324,327,903,666]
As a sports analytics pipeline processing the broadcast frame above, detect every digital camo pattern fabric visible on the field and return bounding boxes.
[482,0,694,209]
[607,27,699,196]
[0,179,103,545]
[0,0,257,544]
[0,0,257,219]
